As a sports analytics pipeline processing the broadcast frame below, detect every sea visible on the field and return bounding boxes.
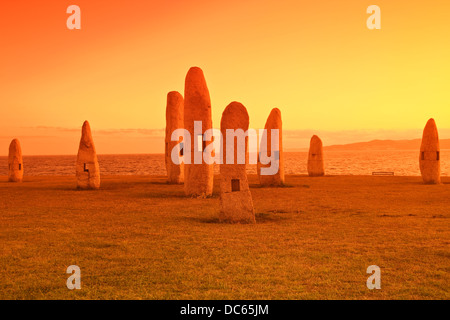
[1,150,449,176]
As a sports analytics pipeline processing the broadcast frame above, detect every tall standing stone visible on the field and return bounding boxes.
[165,91,184,184]
[183,67,214,197]
[257,108,284,186]
[307,135,325,177]
[76,121,100,189]
[219,102,255,223]
[419,118,440,184]
[8,139,23,182]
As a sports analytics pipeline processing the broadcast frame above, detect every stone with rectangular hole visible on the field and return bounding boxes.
[419,118,440,184]
[76,121,100,189]
[219,102,255,223]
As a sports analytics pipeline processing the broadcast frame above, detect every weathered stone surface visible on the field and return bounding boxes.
[165,91,184,184]
[257,108,284,186]
[307,135,324,177]
[419,118,440,184]
[183,67,214,197]
[76,121,100,189]
[8,139,23,182]
[219,102,255,223]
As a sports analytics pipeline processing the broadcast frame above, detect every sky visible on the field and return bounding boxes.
[1,0,450,155]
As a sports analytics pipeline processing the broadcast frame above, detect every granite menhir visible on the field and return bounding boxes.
[257,108,284,186]
[165,91,184,184]
[219,102,255,223]
[307,135,325,177]
[183,67,214,197]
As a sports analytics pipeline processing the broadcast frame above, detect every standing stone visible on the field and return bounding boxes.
[183,67,214,197]
[257,108,285,186]
[8,139,23,182]
[165,91,184,184]
[76,121,100,189]
[419,118,440,184]
[219,102,255,223]
[307,135,325,177]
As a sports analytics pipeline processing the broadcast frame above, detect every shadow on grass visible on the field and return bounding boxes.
[133,192,188,199]
[189,217,221,224]
[76,241,120,249]
[432,214,447,219]
[131,191,220,199]
[187,211,288,224]
[149,181,177,185]
[249,183,296,188]
[255,212,288,223]
[378,213,425,218]
[20,185,81,192]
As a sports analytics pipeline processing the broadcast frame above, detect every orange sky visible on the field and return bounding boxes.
[1,0,450,155]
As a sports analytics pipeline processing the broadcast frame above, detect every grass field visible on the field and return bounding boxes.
[0,174,449,299]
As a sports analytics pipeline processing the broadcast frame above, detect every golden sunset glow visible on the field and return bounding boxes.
[1,0,450,154]
[1,2,449,302]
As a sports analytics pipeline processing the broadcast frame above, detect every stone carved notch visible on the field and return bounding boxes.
[179,142,184,156]
[231,179,240,192]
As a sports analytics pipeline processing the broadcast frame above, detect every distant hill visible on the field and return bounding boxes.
[323,139,450,151]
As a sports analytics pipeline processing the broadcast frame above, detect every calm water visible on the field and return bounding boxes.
[1,150,449,176]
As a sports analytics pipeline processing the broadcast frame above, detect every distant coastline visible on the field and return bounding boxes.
[4,138,450,156]
[287,138,450,152]
[2,150,450,176]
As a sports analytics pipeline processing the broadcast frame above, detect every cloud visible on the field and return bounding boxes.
[17,126,450,152]
[27,126,165,137]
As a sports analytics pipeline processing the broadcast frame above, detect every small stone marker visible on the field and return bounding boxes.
[219,102,255,223]
[165,91,184,184]
[257,108,284,186]
[419,118,440,184]
[76,121,100,189]
[183,67,214,197]
[307,135,324,177]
